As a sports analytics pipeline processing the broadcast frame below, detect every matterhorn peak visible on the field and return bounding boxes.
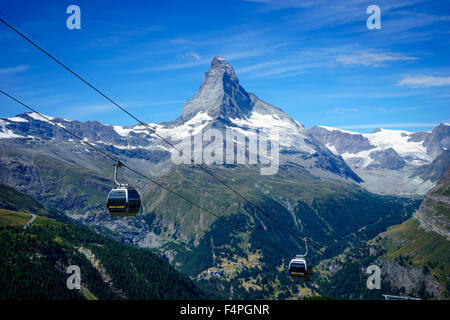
[211,56,227,67]
[209,56,238,82]
[179,56,250,121]
[177,56,300,125]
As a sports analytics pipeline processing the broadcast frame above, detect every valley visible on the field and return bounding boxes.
[0,57,448,300]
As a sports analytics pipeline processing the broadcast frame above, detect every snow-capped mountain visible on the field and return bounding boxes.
[2,56,447,196]
[159,56,329,156]
[166,56,360,181]
[179,56,252,122]
[308,124,450,195]
[0,56,435,252]
[0,56,361,183]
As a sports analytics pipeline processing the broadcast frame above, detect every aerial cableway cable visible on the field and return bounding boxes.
[0,89,296,259]
[0,17,311,252]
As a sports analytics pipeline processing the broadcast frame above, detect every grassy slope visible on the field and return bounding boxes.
[315,169,449,300]
[30,154,111,209]
[0,148,113,215]
[0,209,32,227]
[0,182,73,223]
[0,149,424,300]
[144,164,419,242]
[377,170,449,297]
[143,164,420,299]
[0,182,44,213]
[381,218,449,293]
[0,205,216,300]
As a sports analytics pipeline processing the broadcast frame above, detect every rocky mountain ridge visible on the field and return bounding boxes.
[308,124,449,195]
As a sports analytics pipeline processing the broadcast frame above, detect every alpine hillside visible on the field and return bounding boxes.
[316,166,450,299]
[309,125,450,196]
[0,56,435,299]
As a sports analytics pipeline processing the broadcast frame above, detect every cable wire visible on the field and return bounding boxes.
[0,89,295,258]
[0,16,309,251]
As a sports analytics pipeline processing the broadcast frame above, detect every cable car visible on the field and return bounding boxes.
[289,256,313,281]
[106,162,141,217]
[288,237,313,281]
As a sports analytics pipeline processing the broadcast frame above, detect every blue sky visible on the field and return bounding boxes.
[0,0,449,132]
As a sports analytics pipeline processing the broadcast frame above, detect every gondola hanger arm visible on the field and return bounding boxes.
[113,161,125,187]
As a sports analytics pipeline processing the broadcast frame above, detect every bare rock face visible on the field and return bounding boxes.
[376,258,442,299]
[408,131,430,143]
[423,124,450,158]
[210,56,238,82]
[180,56,252,122]
[308,126,375,155]
[367,148,406,170]
[414,166,450,239]
[308,124,450,196]
[411,150,450,183]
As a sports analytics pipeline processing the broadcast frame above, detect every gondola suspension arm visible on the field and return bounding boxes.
[113,161,125,187]
[296,237,308,258]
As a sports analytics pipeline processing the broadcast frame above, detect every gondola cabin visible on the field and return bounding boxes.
[106,186,141,217]
[289,257,313,281]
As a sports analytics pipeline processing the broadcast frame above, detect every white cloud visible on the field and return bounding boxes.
[187,52,201,61]
[327,107,360,113]
[142,99,186,106]
[237,60,284,74]
[363,106,422,112]
[132,50,265,73]
[64,104,115,119]
[335,51,418,67]
[0,65,30,75]
[244,0,272,3]
[397,75,450,87]
[170,38,200,45]
[132,58,210,73]
[340,122,438,129]
[236,48,418,80]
